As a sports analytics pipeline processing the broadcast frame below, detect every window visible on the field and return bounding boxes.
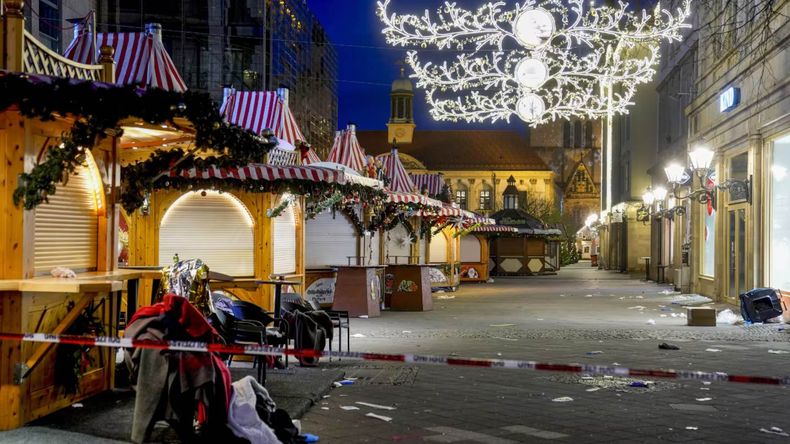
[573,120,582,147]
[455,189,468,210]
[479,189,492,211]
[562,121,571,148]
[39,0,61,52]
[769,134,790,289]
[585,121,593,147]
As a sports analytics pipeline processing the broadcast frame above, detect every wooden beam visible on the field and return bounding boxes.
[21,292,96,380]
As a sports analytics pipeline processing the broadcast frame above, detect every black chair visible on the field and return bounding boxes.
[305,297,350,359]
[231,300,290,368]
[212,306,268,384]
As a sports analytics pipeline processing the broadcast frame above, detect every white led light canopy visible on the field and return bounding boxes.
[378,0,692,125]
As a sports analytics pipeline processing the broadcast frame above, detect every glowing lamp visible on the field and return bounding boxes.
[689,145,715,172]
[664,163,686,184]
[642,190,655,206]
[653,186,668,202]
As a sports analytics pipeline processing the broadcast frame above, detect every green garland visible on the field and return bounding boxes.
[0,72,275,210]
[305,192,344,220]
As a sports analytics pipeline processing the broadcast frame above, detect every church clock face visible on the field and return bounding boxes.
[395,127,407,138]
[513,8,555,49]
[516,93,546,122]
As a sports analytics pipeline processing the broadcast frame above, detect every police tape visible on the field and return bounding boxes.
[2,331,789,386]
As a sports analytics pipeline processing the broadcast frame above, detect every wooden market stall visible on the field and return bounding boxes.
[305,126,386,316]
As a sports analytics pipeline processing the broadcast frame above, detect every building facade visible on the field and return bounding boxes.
[95,0,338,151]
[682,0,790,302]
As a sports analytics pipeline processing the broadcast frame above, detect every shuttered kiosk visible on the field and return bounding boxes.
[159,191,255,277]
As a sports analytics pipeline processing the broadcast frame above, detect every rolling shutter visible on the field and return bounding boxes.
[272,197,297,275]
[159,191,254,277]
[461,236,482,262]
[369,232,381,265]
[385,224,411,263]
[430,231,448,263]
[305,210,357,267]
[34,165,98,275]
[418,237,426,264]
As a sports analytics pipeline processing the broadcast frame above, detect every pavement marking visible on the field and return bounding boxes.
[670,403,719,412]
[502,425,569,439]
[424,426,518,443]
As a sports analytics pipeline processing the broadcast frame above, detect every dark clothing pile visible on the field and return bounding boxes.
[284,309,334,367]
[125,294,232,443]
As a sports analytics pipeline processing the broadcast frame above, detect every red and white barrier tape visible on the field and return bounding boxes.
[2,332,789,386]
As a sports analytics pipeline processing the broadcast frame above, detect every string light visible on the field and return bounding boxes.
[377,0,691,125]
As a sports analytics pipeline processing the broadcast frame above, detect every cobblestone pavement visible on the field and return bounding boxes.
[300,263,790,443]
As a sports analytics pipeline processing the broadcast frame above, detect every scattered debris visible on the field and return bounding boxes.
[320,407,329,410]
[366,413,393,422]
[303,433,320,443]
[628,306,647,310]
[768,350,790,354]
[490,323,516,327]
[436,295,456,300]
[659,343,680,350]
[629,381,652,388]
[612,363,621,366]
[340,406,360,411]
[685,426,698,431]
[705,348,722,353]
[358,315,369,319]
[552,397,574,402]
[356,402,397,411]
[351,333,366,338]
[333,379,356,387]
[696,398,712,402]
[585,294,593,298]
[493,337,518,341]
[671,294,713,306]
[646,319,656,325]
[759,427,789,437]
[716,309,740,325]
[71,403,84,408]
[322,395,331,399]
[586,351,604,356]
[402,330,412,334]
[585,387,601,392]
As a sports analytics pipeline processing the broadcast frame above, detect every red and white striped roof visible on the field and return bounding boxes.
[473,225,518,233]
[169,164,341,184]
[64,22,187,92]
[410,173,446,196]
[327,126,367,173]
[301,147,322,165]
[377,148,416,193]
[219,89,307,147]
[385,191,442,207]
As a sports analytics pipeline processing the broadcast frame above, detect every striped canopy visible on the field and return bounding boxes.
[64,23,187,92]
[377,148,416,193]
[302,147,322,165]
[219,90,307,148]
[410,173,446,196]
[473,225,518,233]
[326,127,366,174]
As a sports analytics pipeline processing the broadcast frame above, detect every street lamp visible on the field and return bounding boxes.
[665,142,753,205]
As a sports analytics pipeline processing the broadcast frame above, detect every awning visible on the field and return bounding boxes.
[473,225,519,233]
[386,191,443,207]
[302,147,322,165]
[410,173,446,196]
[64,22,187,92]
[327,126,366,173]
[168,164,345,184]
[377,148,416,193]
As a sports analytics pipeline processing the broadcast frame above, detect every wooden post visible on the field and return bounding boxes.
[98,45,115,84]
[2,0,25,72]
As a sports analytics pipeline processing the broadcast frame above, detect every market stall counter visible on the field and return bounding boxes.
[331,265,385,317]
[385,264,433,311]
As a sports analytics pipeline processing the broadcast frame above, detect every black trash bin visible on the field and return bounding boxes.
[740,288,783,323]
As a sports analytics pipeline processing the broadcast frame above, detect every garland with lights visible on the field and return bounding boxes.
[267,194,295,218]
[0,72,275,210]
[305,192,344,220]
[377,0,691,124]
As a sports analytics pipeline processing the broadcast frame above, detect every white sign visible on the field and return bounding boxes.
[306,278,336,305]
[719,86,740,112]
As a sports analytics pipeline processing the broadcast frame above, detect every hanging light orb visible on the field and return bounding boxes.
[514,58,549,88]
[512,8,555,49]
[516,93,546,122]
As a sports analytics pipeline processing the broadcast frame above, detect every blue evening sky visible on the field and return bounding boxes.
[307,0,516,132]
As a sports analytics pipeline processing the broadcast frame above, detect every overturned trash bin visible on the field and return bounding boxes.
[740,288,783,323]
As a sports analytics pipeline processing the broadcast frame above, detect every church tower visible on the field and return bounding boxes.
[387,67,416,144]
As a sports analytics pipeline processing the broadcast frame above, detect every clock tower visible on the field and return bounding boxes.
[387,67,416,144]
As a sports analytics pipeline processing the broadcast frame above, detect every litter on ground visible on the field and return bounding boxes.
[759,427,789,437]
[490,323,517,327]
[716,309,741,325]
[356,402,397,411]
[340,406,360,411]
[366,413,393,422]
[696,398,712,402]
[436,295,456,300]
[686,426,699,431]
[768,350,790,354]
[670,294,713,305]
[646,319,656,325]
[552,397,574,402]
[659,343,680,350]
[351,333,366,338]
[705,348,722,353]
[585,387,601,392]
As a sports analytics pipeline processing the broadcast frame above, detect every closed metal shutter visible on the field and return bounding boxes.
[419,237,426,263]
[305,210,357,267]
[159,191,254,277]
[461,236,482,262]
[430,231,448,263]
[34,165,98,275]
[272,196,297,275]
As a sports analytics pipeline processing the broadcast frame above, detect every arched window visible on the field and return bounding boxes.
[479,184,493,211]
[455,183,468,210]
[562,121,571,148]
[573,120,582,147]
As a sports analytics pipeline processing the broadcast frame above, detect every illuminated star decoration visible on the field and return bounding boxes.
[377,0,691,125]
